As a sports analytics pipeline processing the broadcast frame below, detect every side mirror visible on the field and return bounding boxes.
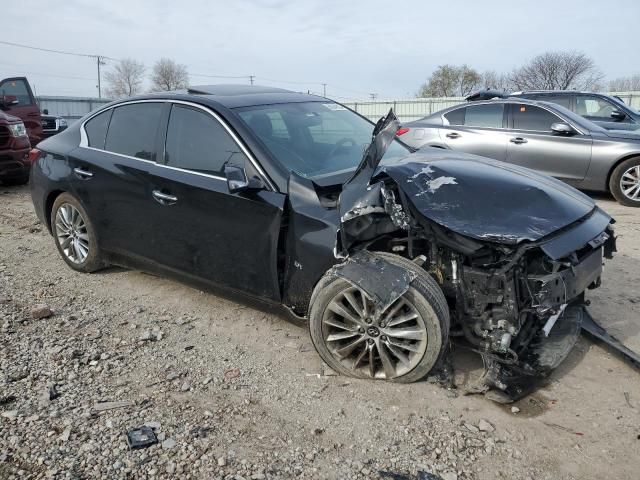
[550,122,575,135]
[610,110,626,121]
[223,163,264,193]
[1,95,18,108]
[43,109,49,115]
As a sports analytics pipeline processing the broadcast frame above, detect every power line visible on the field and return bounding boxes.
[0,40,116,60]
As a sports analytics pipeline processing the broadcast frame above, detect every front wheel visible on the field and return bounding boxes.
[308,253,450,383]
[610,157,640,207]
[50,193,105,272]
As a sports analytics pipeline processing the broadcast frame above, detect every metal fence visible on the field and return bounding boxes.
[36,96,111,121]
[343,92,640,122]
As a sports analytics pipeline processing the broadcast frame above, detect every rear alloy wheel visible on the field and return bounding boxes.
[610,157,640,207]
[51,193,105,272]
[309,253,449,383]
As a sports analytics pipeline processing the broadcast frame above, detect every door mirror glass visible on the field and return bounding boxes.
[1,95,19,107]
[610,110,626,120]
[224,163,264,193]
[550,122,575,135]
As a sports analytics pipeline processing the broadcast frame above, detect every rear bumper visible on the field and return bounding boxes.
[0,147,30,179]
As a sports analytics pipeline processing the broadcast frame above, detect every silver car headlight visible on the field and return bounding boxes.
[8,122,27,137]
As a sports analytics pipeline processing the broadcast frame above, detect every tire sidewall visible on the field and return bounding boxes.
[50,193,101,272]
[610,157,640,207]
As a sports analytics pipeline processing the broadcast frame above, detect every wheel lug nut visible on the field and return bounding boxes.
[358,327,364,334]
[381,335,387,341]
[368,339,375,345]
[365,318,372,324]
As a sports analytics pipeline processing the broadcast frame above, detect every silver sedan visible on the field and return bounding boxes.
[399,98,640,207]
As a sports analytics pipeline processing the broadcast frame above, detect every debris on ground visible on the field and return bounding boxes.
[223,368,241,382]
[126,426,158,450]
[30,304,53,319]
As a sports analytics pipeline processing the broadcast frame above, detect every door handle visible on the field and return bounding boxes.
[73,167,93,178]
[152,189,178,205]
[510,137,528,144]
[445,132,460,139]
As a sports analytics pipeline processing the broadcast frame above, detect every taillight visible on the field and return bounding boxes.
[28,148,42,164]
[396,127,410,136]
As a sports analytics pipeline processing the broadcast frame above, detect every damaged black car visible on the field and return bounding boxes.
[30,85,616,401]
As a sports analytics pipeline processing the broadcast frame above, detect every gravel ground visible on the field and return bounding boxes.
[1,184,639,480]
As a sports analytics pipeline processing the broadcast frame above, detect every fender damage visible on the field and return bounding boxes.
[331,111,631,401]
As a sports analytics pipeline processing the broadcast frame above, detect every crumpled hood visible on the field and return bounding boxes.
[380,150,596,244]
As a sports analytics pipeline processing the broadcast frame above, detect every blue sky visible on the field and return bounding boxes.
[2,0,639,99]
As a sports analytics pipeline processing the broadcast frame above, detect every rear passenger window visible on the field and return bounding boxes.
[84,109,112,149]
[105,103,163,160]
[512,105,562,131]
[443,107,465,126]
[464,104,504,128]
[164,105,249,175]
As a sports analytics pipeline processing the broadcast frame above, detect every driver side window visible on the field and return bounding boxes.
[576,96,617,119]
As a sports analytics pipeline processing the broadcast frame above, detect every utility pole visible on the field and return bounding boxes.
[369,93,378,101]
[96,56,106,98]
[322,83,327,96]
[249,75,255,86]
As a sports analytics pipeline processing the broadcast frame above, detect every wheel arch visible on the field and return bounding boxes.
[606,154,640,191]
[44,189,66,234]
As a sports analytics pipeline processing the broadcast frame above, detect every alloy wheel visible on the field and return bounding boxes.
[321,286,428,379]
[54,203,90,264]
[620,165,640,201]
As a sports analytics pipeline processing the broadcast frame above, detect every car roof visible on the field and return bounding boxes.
[166,84,326,108]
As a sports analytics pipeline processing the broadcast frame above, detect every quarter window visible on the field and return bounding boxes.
[512,105,561,132]
[165,105,249,175]
[104,103,163,161]
[443,108,465,126]
[84,109,112,149]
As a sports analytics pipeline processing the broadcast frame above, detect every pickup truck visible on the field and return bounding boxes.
[0,76,42,185]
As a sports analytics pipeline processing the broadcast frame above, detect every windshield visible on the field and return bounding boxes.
[235,101,409,178]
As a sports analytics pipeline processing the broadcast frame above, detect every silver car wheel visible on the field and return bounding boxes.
[321,286,428,379]
[54,203,89,264]
[621,165,640,201]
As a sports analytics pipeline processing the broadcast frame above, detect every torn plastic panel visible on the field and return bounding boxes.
[332,250,417,312]
[582,310,640,369]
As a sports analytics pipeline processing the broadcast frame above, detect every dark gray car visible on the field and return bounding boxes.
[399,98,640,207]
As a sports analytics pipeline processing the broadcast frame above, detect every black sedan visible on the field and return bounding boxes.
[30,85,616,401]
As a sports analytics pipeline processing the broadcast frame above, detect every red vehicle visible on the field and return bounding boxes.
[0,77,42,185]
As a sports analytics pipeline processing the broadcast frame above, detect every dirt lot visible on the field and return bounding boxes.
[1,184,639,480]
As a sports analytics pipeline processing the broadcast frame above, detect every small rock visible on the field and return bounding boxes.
[442,473,458,480]
[31,305,53,319]
[478,419,495,432]
[217,456,227,467]
[59,427,71,442]
[1,410,18,420]
[180,381,191,392]
[511,406,521,414]
[145,421,161,430]
[223,368,241,383]
[463,422,479,433]
[161,438,176,449]
[139,330,154,342]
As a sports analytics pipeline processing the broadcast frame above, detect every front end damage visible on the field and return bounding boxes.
[335,111,619,402]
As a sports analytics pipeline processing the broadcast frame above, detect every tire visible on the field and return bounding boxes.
[50,193,105,272]
[609,157,640,207]
[309,252,450,383]
[1,175,29,186]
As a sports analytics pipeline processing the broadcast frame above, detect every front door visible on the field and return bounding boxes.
[145,103,285,301]
[506,103,592,182]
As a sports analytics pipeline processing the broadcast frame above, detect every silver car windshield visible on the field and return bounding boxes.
[236,102,409,178]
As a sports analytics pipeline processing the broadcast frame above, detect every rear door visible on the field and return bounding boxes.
[505,103,592,182]
[0,77,42,145]
[440,103,509,161]
[143,103,285,300]
[70,101,166,259]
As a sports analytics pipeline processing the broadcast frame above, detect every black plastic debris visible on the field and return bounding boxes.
[126,426,158,450]
[581,310,640,369]
[379,471,443,480]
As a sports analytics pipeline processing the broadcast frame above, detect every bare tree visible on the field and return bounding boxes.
[609,74,640,91]
[104,58,145,98]
[480,70,512,92]
[509,51,603,91]
[150,58,189,92]
[418,64,481,97]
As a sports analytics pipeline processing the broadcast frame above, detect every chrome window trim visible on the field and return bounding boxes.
[79,98,276,190]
